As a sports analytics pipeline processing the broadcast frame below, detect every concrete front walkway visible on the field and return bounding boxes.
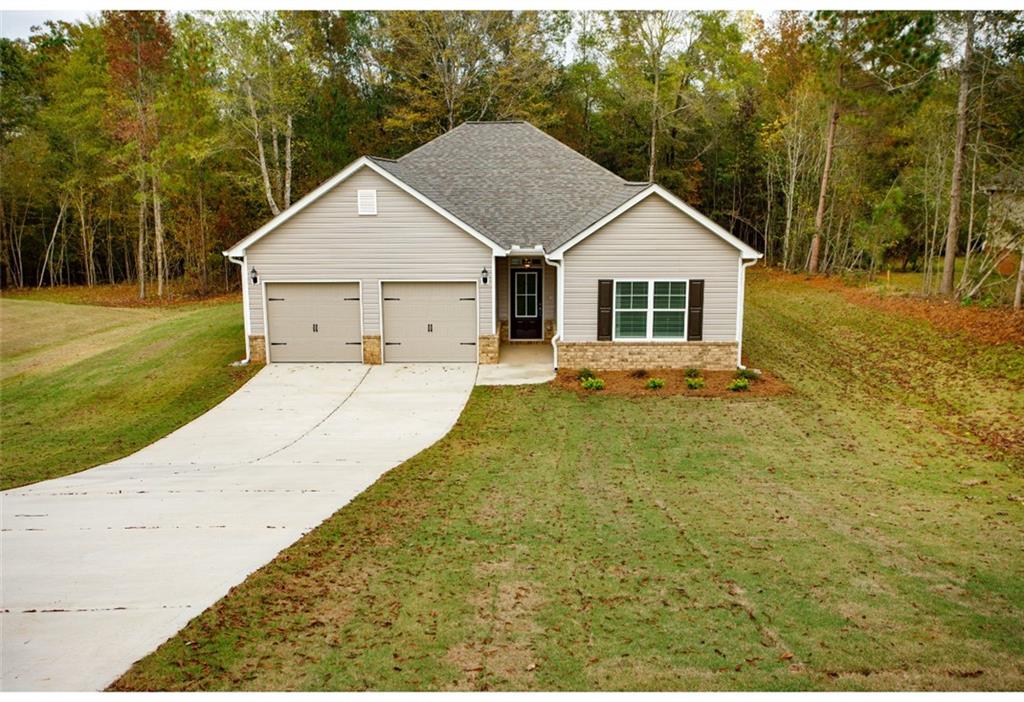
[475,343,555,385]
[0,363,475,691]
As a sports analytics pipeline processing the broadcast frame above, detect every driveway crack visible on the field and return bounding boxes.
[251,365,372,464]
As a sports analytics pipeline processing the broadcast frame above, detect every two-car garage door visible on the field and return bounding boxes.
[265,281,477,363]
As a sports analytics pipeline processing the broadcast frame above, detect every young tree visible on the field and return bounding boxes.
[211,11,315,216]
[102,10,173,297]
[940,11,975,295]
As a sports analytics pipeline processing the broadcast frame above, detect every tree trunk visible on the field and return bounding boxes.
[809,100,838,274]
[152,173,165,297]
[39,198,66,287]
[940,11,974,296]
[959,58,987,294]
[648,65,660,183]
[284,114,293,209]
[77,189,95,286]
[247,80,280,216]
[1014,248,1023,310]
[137,178,147,299]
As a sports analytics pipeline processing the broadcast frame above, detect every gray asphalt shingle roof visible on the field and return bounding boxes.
[369,121,649,251]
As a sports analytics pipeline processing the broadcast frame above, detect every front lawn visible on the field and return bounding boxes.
[112,271,1024,691]
[1,296,257,489]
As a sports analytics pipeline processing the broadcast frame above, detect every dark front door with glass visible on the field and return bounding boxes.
[511,269,542,339]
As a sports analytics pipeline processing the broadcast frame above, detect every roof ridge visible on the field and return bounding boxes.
[518,121,629,184]
[367,155,398,162]
[396,123,473,162]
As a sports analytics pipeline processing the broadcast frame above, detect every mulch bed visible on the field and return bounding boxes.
[553,368,792,398]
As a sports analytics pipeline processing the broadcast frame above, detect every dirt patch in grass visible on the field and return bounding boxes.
[553,369,791,398]
[757,268,1024,347]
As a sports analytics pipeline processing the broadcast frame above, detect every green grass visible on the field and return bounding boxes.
[1,297,257,489]
[111,271,1024,691]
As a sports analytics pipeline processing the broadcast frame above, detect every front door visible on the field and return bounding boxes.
[511,269,542,340]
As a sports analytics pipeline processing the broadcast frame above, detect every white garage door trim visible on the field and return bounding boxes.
[261,279,364,363]
[379,279,480,363]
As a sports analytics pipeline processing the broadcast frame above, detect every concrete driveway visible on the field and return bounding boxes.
[1,363,476,691]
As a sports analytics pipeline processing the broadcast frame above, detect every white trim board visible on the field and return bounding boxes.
[224,157,506,257]
[548,185,762,261]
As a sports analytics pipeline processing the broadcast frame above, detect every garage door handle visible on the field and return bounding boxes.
[312,323,318,333]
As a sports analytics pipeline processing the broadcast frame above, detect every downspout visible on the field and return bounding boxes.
[227,254,251,365]
[736,258,758,369]
[546,257,563,370]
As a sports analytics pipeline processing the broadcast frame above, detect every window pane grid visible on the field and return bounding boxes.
[613,280,688,340]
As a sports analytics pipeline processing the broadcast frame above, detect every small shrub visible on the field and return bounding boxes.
[728,377,750,392]
[684,367,702,378]
[734,368,760,381]
[576,367,595,381]
[645,377,665,390]
[630,369,649,379]
[581,377,605,391]
[686,377,705,390]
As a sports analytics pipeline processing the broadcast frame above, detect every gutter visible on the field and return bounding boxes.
[736,258,759,370]
[226,254,251,365]
[544,256,562,371]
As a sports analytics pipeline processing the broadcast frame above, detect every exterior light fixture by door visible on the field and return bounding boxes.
[250,267,259,285]
[480,267,489,285]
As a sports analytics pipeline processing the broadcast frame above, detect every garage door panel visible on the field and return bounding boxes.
[266,282,362,362]
[382,282,477,363]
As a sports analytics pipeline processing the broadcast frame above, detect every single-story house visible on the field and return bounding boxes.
[224,121,762,370]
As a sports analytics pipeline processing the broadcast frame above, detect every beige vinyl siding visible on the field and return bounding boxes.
[562,195,740,342]
[246,167,492,336]
[496,258,557,324]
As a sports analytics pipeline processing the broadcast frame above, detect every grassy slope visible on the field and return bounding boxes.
[113,271,1024,691]
[1,298,257,489]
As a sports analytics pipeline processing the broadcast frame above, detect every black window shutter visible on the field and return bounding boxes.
[687,280,704,341]
[597,279,613,340]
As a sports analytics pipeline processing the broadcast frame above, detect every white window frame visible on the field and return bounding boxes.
[513,270,540,319]
[357,189,377,216]
[611,278,689,342]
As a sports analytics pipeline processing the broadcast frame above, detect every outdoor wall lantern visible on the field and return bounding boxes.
[250,267,259,285]
[481,267,489,285]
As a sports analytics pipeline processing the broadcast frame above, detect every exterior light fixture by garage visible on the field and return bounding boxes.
[480,267,489,285]
[250,267,259,285]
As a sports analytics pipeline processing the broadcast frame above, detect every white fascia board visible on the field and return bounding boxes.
[223,157,505,257]
[548,185,763,261]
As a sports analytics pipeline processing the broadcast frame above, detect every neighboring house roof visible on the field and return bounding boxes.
[225,121,761,259]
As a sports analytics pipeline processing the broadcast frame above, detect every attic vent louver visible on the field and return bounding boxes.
[357,189,377,215]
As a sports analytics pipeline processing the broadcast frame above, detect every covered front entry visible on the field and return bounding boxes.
[381,281,478,362]
[510,268,543,340]
[265,282,362,362]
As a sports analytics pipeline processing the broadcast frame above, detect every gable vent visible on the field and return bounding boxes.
[357,189,377,216]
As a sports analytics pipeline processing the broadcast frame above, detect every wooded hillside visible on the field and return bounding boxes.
[2,11,1022,305]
